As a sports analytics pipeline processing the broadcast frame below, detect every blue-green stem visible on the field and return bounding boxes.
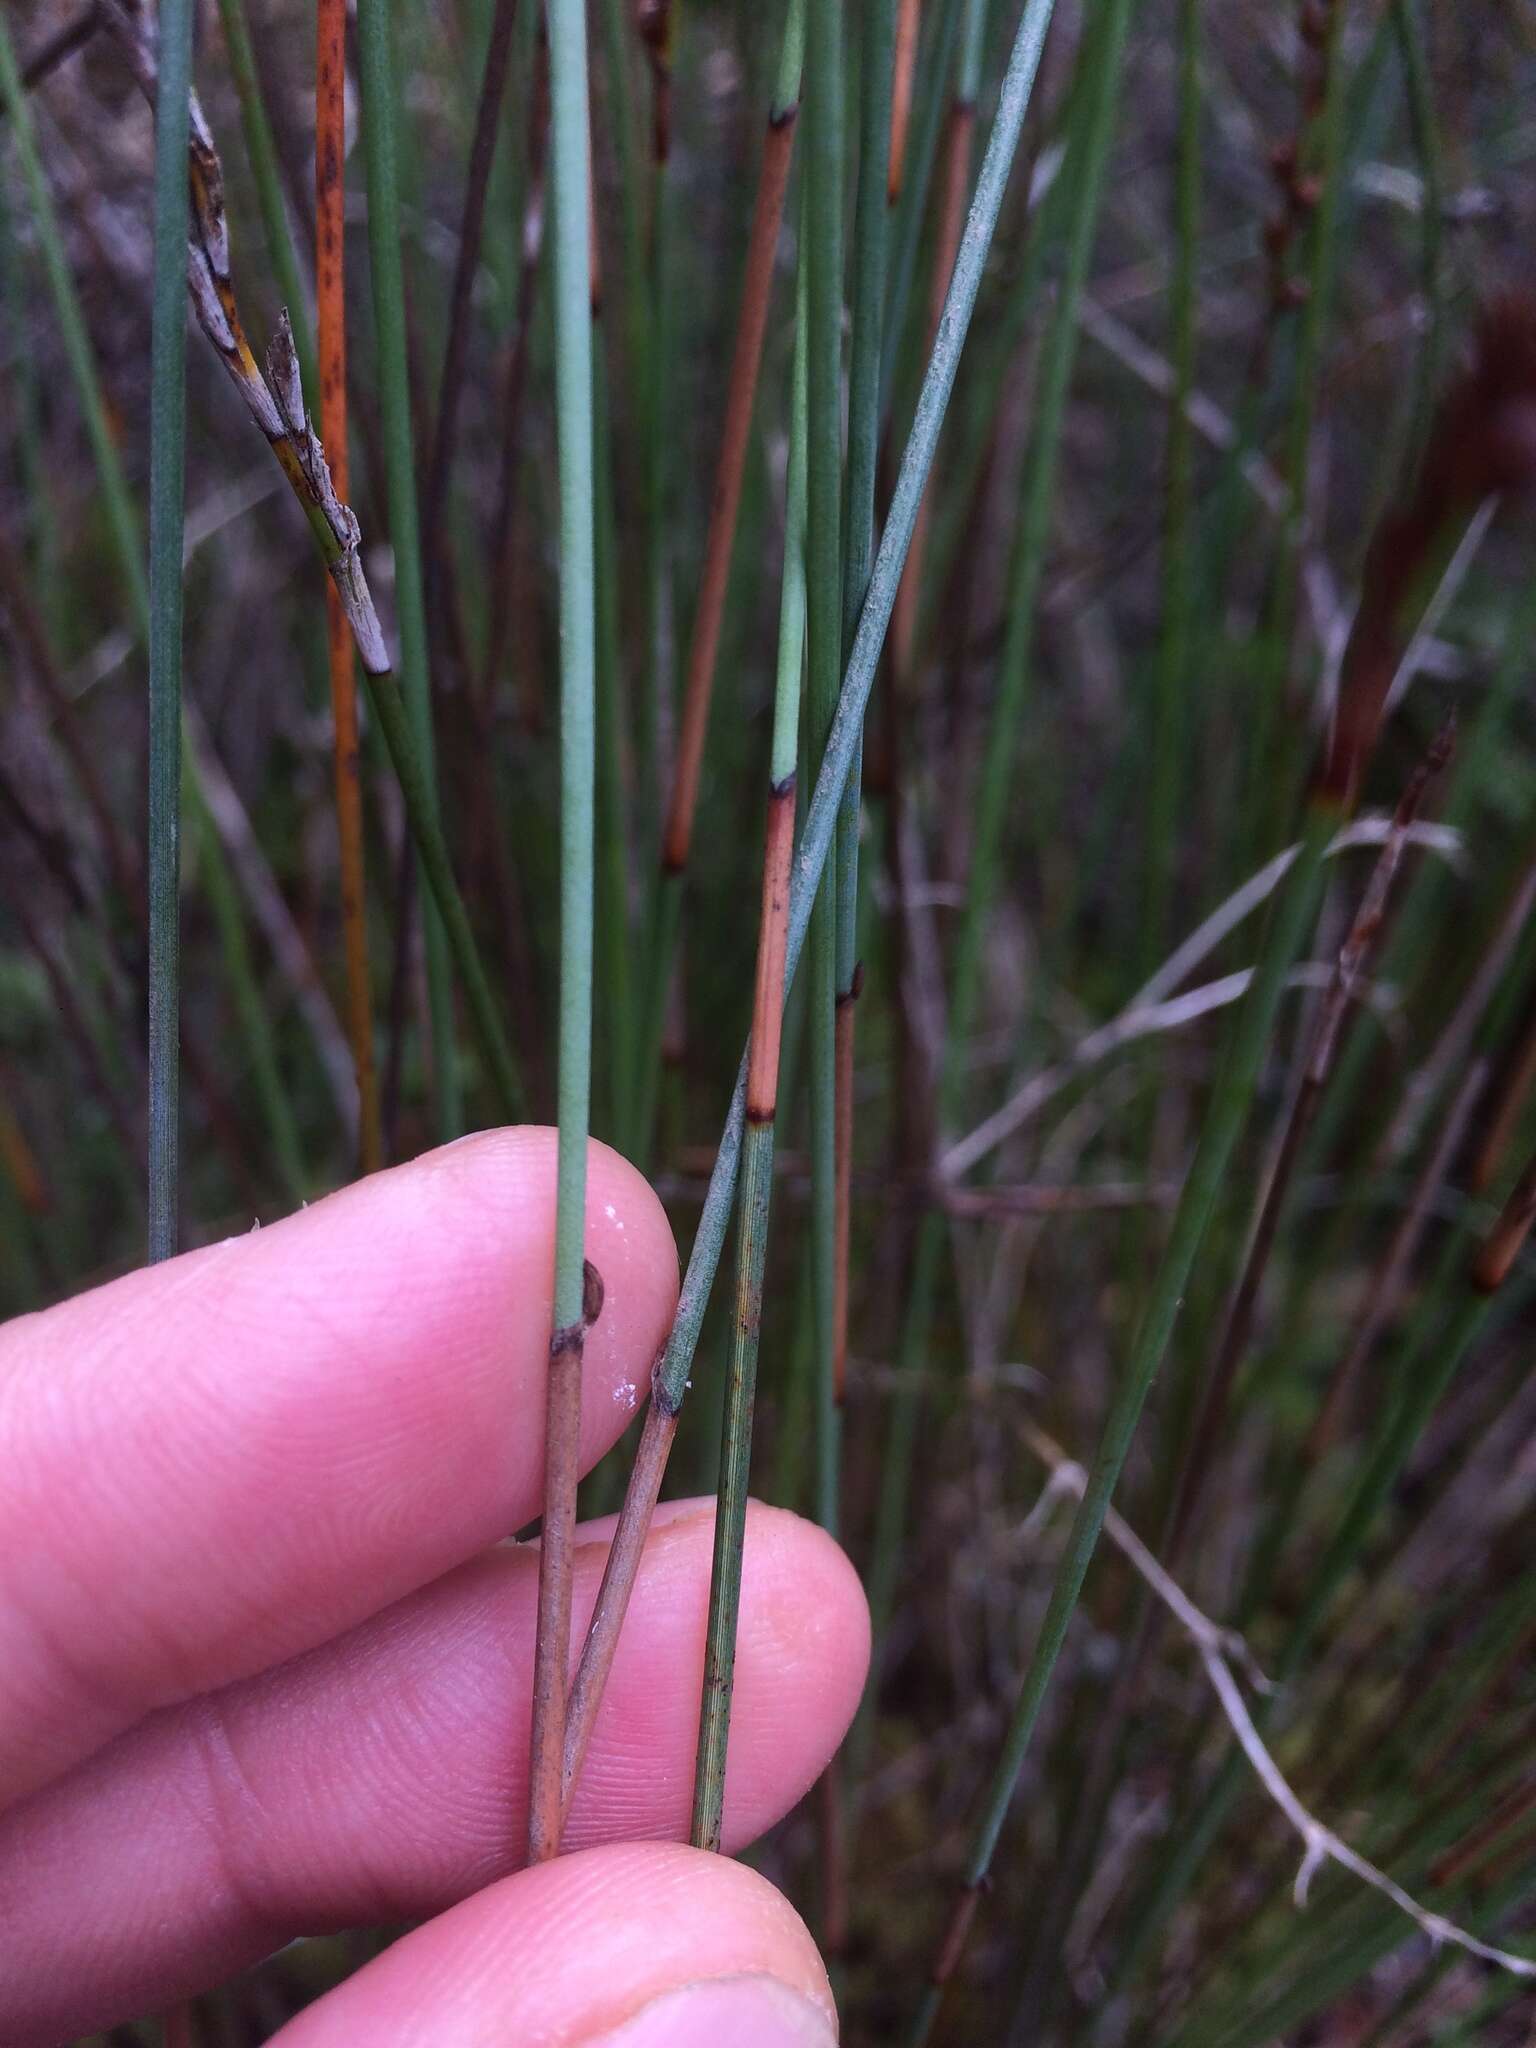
[357,0,461,1138]
[146,0,195,1266]
[213,0,316,400]
[566,0,1060,1781]
[691,298,808,1853]
[527,0,597,1866]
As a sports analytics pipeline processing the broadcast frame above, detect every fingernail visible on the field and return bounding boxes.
[588,1972,837,2048]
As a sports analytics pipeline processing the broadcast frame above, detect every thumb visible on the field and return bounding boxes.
[268,1840,838,2046]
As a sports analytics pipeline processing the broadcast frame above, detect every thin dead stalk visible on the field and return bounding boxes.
[1005,1428,1536,1980]
[1164,729,1449,1562]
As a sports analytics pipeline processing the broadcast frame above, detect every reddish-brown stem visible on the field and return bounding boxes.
[529,1320,585,1860]
[1468,976,1536,1193]
[1318,296,1536,807]
[1165,733,1445,1559]
[886,0,920,201]
[746,783,796,1119]
[562,1395,679,1810]
[1472,1144,1536,1292]
[889,99,973,688]
[0,1088,49,1214]
[661,107,797,875]
[317,0,381,1174]
[932,1880,985,1990]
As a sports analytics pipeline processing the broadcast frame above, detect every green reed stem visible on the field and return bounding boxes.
[593,333,635,1141]
[527,0,596,1865]
[804,0,845,1551]
[187,774,306,1203]
[357,0,461,1138]
[691,297,808,1852]
[864,0,1127,1728]
[1145,0,1200,968]
[146,0,194,1265]
[0,13,340,1208]
[359,673,524,1119]
[913,800,1333,2046]
[1105,1229,1536,2019]
[838,0,898,975]
[213,0,315,400]
[880,0,967,412]
[563,0,1062,1808]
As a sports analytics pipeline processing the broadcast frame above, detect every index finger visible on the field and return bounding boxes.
[0,1127,678,1810]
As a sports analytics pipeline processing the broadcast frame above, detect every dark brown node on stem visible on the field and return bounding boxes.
[582,1257,605,1327]
[550,1319,586,1359]
[651,1352,683,1418]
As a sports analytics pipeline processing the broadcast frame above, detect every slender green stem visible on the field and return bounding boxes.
[1105,1228,1536,2018]
[1247,0,1347,852]
[592,332,634,1141]
[692,303,808,1852]
[360,673,524,1118]
[566,0,1060,1779]
[527,0,597,1865]
[146,0,194,1267]
[213,0,315,399]
[944,0,1132,1093]
[804,0,844,1549]
[865,0,1131,1734]
[187,775,306,1203]
[913,803,1333,2044]
[357,0,461,1139]
[880,0,967,413]
[0,15,147,624]
[1145,0,1200,968]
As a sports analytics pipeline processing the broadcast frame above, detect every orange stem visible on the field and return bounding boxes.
[663,109,797,875]
[887,0,920,201]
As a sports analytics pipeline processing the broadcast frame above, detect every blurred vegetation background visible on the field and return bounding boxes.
[4,0,1536,2041]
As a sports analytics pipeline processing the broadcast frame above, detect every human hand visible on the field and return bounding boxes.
[0,1129,869,2045]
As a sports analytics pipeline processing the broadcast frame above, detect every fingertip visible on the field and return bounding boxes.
[268,1842,835,2046]
[409,1127,680,1438]
[0,1126,681,1807]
